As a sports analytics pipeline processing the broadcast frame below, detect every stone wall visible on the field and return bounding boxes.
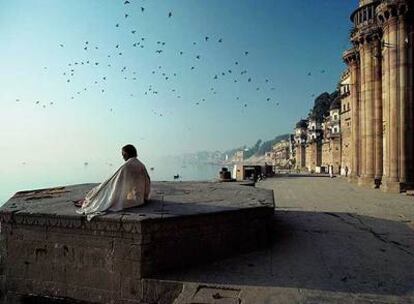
[305,142,321,172]
[0,182,274,304]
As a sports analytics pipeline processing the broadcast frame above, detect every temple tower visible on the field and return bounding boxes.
[294,120,308,170]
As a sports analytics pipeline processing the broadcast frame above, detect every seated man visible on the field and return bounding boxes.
[76,144,151,220]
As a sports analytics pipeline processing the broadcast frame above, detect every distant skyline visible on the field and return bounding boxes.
[0,0,357,200]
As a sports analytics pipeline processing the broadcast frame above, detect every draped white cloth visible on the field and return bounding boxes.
[77,157,151,220]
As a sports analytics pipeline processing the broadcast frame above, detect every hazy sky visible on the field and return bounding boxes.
[0,0,357,200]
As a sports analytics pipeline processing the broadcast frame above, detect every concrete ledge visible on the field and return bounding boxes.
[0,182,274,303]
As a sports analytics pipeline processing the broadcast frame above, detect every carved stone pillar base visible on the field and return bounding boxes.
[380,180,405,193]
[357,176,376,188]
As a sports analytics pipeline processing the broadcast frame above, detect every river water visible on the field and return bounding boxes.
[0,158,231,206]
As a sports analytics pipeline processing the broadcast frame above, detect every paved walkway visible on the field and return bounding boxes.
[155,176,414,304]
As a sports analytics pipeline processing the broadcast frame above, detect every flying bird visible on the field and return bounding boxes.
[168,12,172,18]
[141,7,145,12]
[124,0,130,4]
[218,38,223,43]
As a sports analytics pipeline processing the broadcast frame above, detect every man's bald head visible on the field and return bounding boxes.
[122,144,137,161]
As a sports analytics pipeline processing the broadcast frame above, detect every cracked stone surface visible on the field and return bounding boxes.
[153,176,414,304]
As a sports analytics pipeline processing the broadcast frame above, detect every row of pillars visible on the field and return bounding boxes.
[346,3,414,192]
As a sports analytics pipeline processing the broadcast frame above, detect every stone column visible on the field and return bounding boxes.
[343,49,360,182]
[373,36,383,185]
[377,1,411,192]
[359,44,367,183]
[356,30,379,187]
[364,38,376,185]
[397,16,408,184]
[382,20,390,183]
[407,12,414,184]
[388,17,399,185]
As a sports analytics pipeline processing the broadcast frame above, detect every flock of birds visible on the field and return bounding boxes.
[13,0,327,116]
[12,0,331,179]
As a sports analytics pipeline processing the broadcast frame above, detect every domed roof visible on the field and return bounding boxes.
[330,96,341,110]
[296,119,308,129]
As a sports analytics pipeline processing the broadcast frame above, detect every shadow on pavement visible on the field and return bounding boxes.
[154,210,414,297]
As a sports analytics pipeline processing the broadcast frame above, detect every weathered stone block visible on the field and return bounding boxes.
[0,182,274,303]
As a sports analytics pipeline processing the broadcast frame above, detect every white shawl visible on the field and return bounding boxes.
[77,157,151,220]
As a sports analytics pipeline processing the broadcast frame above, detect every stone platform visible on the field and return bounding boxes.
[0,182,274,304]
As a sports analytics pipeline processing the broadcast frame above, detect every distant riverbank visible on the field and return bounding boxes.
[0,160,230,206]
